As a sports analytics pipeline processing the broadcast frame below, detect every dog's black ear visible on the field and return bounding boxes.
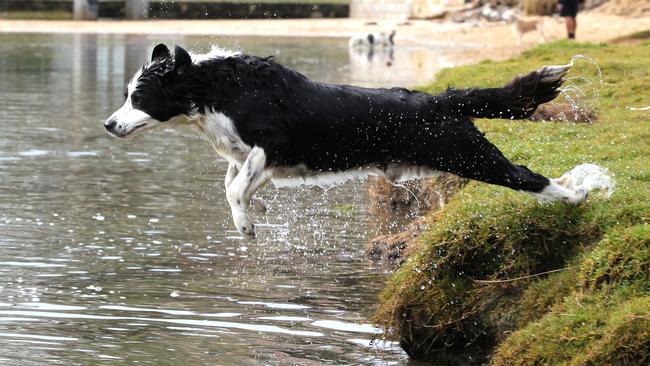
[151,44,170,62]
[173,45,192,70]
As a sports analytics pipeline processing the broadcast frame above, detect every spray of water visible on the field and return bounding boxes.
[544,54,604,123]
[626,106,650,111]
[385,181,422,211]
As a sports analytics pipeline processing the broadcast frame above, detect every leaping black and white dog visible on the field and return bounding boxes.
[105,44,614,238]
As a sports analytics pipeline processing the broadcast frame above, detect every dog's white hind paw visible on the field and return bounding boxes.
[530,164,614,204]
[563,163,615,199]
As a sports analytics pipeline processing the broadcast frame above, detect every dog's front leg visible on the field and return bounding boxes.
[225,147,272,238]
[538,23,546,42]
[225,162,238,189]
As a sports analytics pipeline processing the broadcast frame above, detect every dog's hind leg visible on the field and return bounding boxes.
[426,128,613,203]
[514,24,523,46]
[226,147,272,238]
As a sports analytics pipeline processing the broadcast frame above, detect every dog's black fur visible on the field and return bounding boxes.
[129,45,565,194]
[106,44,607,236]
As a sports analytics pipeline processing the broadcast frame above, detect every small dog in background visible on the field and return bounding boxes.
[503,10,546,46]
[349,30,396,66]
[348,30,396,49]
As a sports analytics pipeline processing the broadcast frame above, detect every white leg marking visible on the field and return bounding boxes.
[514,25,523,46]
[225,162,238,189]
[530,164,615,203]
[225,147,272,238]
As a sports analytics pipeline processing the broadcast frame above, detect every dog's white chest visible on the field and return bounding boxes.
[197,111,250,163]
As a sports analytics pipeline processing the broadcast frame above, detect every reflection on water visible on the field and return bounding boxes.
[0,33,462,365]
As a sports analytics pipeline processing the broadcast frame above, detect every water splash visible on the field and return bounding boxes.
[626,105,650,111]
[386,180,422,211]
[545,54,603,123]
[569,54,604,83]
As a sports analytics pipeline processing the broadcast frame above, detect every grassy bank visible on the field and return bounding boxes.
[374,40,649,364]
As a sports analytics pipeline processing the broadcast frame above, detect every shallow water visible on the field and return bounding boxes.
[0,33,465,365]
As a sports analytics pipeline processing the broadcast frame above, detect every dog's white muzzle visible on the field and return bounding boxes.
[104,104,153,138]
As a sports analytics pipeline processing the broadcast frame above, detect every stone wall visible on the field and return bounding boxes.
[597,0,650,15]
[350,0,411,20]
[0,0,349,19]
[350,0,467,19]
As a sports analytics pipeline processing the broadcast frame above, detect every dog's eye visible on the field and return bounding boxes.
[123,91,128,100]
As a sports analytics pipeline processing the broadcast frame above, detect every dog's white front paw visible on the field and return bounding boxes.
[232,211,256,239]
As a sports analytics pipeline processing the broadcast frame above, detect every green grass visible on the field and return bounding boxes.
[611,30,650,44]
[374,40,650,365]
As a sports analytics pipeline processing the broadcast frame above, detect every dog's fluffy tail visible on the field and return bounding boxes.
[438,62,572,120]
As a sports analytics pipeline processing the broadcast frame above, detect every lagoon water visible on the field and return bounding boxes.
[0,33,469,365]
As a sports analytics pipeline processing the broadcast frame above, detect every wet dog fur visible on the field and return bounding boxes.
[105,44,614,238]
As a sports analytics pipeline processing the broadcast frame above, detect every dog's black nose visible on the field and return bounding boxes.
[104,118,117,131]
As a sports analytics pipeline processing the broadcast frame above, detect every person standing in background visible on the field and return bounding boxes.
[557,0,580,39]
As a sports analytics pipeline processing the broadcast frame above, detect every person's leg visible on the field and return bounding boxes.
[566,16,576,39]
[560,0,578,39]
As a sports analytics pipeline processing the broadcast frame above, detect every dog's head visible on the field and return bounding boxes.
[502,9,519,23]
[104,44,196,138]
